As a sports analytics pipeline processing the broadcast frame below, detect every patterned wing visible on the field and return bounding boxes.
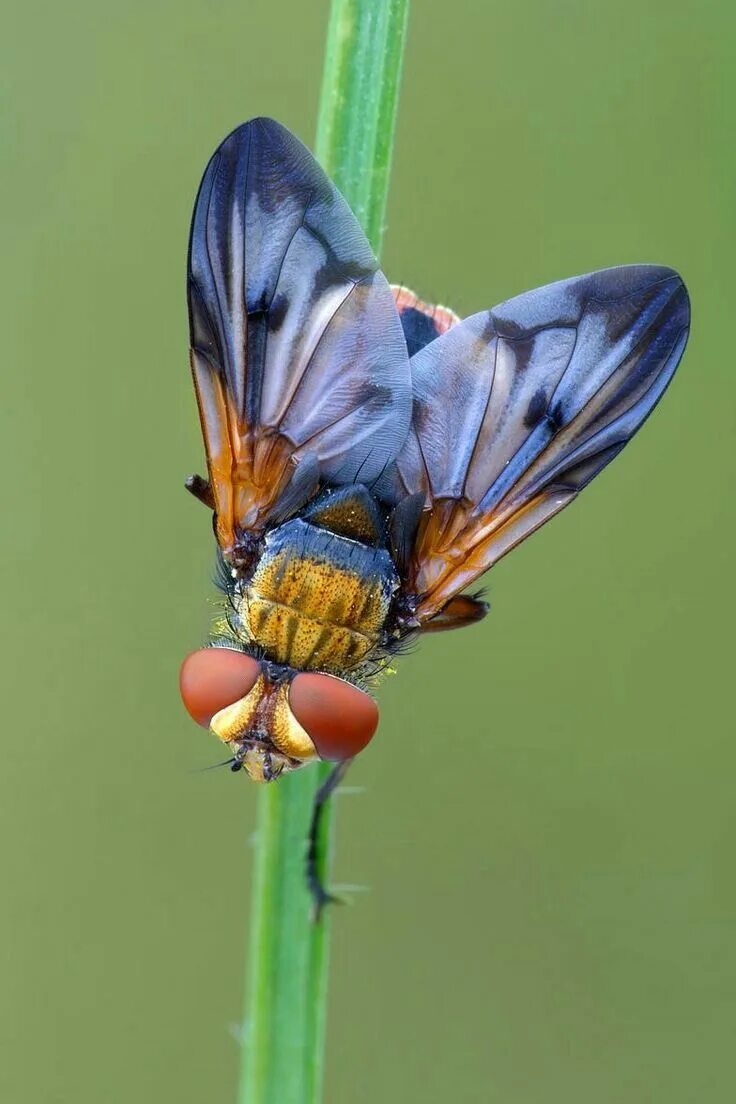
[391,285,460,356]
[378,266,690,622]
[188,118,411,557]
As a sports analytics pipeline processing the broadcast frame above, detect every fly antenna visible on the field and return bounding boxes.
[192,757,239,774]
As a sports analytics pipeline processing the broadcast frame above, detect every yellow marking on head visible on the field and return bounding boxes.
[210,676,265,744]
[270,684,319,761]
[208,675,317,775]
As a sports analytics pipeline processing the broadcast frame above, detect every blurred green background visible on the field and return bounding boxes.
[3,1,734,1101]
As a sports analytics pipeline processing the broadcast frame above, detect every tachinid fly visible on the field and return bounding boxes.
[180,118,690,794]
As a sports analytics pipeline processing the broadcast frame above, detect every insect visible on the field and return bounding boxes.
[180,118,689,903]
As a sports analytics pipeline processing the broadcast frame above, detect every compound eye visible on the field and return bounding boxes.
[180,649,261,727]
[289,673,378,761]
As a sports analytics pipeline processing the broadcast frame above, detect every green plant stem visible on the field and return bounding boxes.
[238,3,409,1104]
[316,0,410,252]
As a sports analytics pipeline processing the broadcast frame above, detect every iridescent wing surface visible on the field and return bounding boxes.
[378,266,690,622]
[188,118,412,557]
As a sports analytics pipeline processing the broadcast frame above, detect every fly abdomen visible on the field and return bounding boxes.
[240,516,398,672]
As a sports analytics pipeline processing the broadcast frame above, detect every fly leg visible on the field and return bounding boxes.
[306,760,352,923]
[185,473,215,510]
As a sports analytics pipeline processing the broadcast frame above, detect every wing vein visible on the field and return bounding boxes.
[462,331,500,503]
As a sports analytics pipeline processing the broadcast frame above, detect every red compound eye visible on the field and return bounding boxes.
[180,649,261,727]
[289,673,379,761]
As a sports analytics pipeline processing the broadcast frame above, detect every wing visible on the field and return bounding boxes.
[378,266,690,622]
[187,118,412,557]
[391,285,460,356]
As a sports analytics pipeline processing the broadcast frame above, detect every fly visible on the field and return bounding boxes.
[179,118,690,909]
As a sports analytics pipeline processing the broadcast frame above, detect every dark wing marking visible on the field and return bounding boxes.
[188,118,412,555]
[378,266,689,621]
[391,285,460,356]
